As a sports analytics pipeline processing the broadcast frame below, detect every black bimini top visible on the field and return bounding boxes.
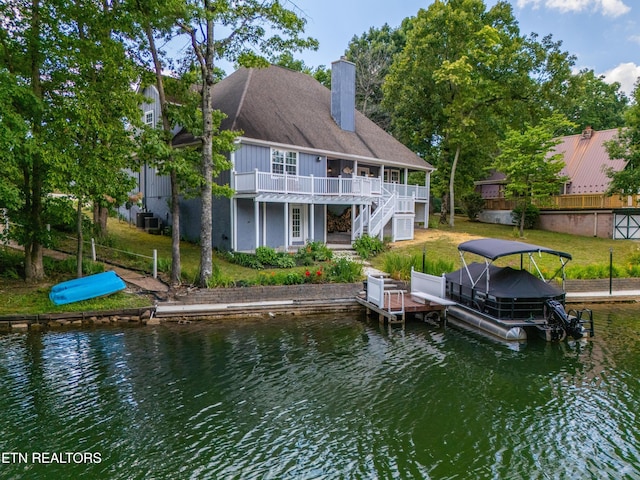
[457,239,572,262]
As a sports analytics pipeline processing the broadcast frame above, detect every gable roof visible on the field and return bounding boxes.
[555,128,626,194]
[476,127,627,195]
[173,65,433,171]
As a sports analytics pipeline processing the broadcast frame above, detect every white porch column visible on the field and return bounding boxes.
[232,198,238,251]
[284,202,289,251]
[262,202,267,246]
[254,200,260,250]
[310,204,315,241]
[323,205,327,244]
[425,172,431,229]
[351,204,356,241]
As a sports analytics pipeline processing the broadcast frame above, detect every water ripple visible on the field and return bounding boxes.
[1,310,639,479]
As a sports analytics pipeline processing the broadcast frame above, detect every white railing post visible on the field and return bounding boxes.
[254,168,259,192]
[310,174,314,195]
[338,175,343,195]
[153,249,157,278]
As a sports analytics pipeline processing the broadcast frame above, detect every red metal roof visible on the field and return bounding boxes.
[555,128,626,194]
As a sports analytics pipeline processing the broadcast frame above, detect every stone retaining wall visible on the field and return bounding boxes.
[171,282,365,305]
[564,277,640,292]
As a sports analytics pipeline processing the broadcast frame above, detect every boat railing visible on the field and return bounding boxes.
[446,279,565,320]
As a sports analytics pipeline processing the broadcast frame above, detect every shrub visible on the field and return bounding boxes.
[224,251,263,269]
[255,246,279,266]
[461,192,485,221]
[352,235,387,260]
[327,257,362,283]
[274,254,296,268]
[295,241,333,265]
[511,204,539,230]
[0,249,23,279]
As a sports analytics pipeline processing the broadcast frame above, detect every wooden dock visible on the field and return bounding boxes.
[355,293,446,327]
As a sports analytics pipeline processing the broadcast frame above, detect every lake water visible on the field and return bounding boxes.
[1,305,639,479]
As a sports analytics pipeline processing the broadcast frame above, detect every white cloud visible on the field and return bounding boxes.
[517,0,630,17]
[603,62,640,97]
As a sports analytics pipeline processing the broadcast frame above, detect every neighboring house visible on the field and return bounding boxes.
[125,59,434,251]
[477,127,640,238]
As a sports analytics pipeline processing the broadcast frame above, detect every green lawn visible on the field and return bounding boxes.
[3,215,638,316]
[372,217,640,280]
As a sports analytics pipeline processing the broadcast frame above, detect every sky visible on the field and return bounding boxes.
[284,0,640,97]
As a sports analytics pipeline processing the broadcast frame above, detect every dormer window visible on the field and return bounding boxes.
[271,148,297,175]
[144,110,154,127]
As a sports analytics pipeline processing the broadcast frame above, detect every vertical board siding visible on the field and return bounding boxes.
[235,144,270,173]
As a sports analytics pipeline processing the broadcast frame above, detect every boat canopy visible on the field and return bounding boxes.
[457,239,572,261]
[445,263,563,298]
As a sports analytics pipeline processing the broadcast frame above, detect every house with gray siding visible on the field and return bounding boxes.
[126,59,434,251]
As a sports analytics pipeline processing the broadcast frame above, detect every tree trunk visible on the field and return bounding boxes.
[170,170,181,285]
[24,0,45,282]
[93,203,109,237]
[449,144,461,228]
[76,197,84,278]
[194,12,216,288]
[439,193,449,225]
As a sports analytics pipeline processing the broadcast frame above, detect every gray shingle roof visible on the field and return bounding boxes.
[173,65,433,171]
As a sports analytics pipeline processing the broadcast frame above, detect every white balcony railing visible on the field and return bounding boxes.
[234,170,382,197]
[384,182,429,200]
[233,170,429,200]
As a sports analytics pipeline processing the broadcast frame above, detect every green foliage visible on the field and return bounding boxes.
[461,192,485,221]
[223,251,264,270]
[604,83,640,197]
[559,69,628,135]
[44,257,105,276]
[255,246,280,266]
[382,252,454,281]
[494,114,575,235]
[511,204,540,230]
[206,263,235,288]
[43,197,77,233]
[345,24,405,129]
[0,249,23,279]
[327,258,362,283]
[353,235,387,260]
[295,241,333,265]
[566,264,622,280]
[157,257,172,275]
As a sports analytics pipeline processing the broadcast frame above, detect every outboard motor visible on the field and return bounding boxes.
[544,299,583,340]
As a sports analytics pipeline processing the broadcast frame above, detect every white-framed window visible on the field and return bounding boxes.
[271,149,297,175]
[144,110,154,127]
[384,169,400,183]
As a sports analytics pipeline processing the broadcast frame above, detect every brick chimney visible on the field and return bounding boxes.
[331,57,356,132]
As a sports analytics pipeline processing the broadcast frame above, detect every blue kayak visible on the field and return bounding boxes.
[49,271,127,305]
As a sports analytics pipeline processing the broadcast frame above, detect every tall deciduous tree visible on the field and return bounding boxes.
[0,0,63,281]
[173,0,317,287]
[51,0,142,277]
[127,0,201,286]
[560,69,629,135]
[604,82,640,197]
[383,0,575,227]
[493,114,575,237]
[345,24,405,130]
